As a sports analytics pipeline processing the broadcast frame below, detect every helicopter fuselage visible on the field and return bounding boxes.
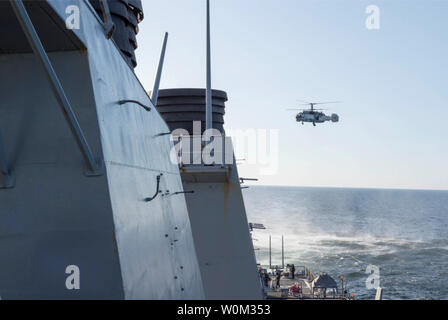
[296,111,339,125]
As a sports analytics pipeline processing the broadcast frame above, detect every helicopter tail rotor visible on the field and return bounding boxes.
[331,114,339,123]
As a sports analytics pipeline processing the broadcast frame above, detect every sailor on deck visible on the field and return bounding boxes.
[276,270,282,289]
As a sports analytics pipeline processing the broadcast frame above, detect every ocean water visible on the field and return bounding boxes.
[243,186,448,300]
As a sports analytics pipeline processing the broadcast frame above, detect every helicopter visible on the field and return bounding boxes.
[288,101,340,126]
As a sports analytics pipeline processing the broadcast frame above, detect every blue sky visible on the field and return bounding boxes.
[135,0,448,190]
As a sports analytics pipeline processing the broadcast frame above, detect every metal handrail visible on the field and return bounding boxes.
[144,174,163,202]
[119,100,151,112]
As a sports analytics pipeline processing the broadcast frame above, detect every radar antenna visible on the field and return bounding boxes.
[151,32,169,106]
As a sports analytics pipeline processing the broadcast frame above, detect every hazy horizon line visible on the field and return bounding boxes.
[245,184,448,192]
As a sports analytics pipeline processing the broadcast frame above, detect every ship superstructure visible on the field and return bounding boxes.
[156,88,262,299]
[0,0,204,299]
[0,0,261,300]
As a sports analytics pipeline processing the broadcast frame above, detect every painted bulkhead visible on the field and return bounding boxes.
[0,0,203,299]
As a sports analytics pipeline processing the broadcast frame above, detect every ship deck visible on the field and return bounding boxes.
[263,274,350,300]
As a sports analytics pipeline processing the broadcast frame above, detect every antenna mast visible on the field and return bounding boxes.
[282,235,285,269]
[151,32,169,107]
[205,0,213,133]
[269,235,272,269]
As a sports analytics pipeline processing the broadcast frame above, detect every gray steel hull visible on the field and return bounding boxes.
[0,0,204,299]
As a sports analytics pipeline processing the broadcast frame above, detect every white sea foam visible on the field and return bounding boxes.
[244,186,448,299]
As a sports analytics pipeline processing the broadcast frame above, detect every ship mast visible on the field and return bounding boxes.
[282,235,285,269]
[205,0,213,133]
[151,32,169,106]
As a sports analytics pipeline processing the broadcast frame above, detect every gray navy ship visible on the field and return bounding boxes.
[0,0,359,301]
[0,0,261,299]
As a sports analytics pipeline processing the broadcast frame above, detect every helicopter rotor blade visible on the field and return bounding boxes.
[312,101,342,105]
[288,100,342,111]
[296,101,342,106]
